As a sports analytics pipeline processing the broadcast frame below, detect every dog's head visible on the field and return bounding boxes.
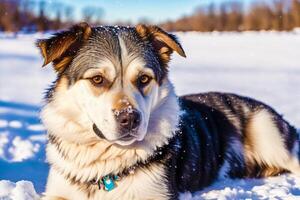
[38,23,185,147]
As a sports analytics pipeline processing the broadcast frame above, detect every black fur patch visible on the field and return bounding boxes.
[163,92,298,193]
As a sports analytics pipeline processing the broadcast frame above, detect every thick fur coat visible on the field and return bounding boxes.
[37,23,300,200]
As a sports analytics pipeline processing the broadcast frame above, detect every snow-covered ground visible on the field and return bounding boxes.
[0,31,300,199]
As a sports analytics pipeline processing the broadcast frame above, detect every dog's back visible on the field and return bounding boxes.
[169,92,299,193]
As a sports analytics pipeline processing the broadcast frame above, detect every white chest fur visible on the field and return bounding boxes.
[45,162,170,200]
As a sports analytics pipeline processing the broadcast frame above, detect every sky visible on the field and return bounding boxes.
[43,0,260,24]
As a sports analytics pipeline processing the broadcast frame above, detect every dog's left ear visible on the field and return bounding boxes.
[36,22,92,72]
[136,24,186,66]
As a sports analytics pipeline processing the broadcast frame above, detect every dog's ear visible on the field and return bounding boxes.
[36,22,92,72]
[136,24,186,66]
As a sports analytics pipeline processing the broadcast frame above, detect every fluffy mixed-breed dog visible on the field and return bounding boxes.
[37,23,300,200]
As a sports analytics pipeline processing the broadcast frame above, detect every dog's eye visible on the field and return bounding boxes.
[138,75,152,86]
[91,75,104,85]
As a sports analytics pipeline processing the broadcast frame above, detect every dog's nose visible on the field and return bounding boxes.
[116,109,141,131]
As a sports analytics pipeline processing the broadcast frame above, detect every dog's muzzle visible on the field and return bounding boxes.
[92,123,138,143]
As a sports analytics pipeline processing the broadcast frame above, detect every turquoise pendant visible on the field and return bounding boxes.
[102,175,116,191]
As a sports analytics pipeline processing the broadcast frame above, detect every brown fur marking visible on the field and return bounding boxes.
[37,22,92,72]
[135,24,186,66]
[112,93,136,111]
[53,57,73,72]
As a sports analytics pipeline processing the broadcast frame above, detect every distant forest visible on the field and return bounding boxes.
[1,0,300,32]
[161,0,300,32]
[0,0,104,32]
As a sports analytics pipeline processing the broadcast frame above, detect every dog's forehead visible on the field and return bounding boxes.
[66,26,164,82]
[89,26,159,69]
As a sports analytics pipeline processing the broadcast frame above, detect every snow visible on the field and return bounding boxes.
[0,31,299,199]
[0,132,9,158]
[8,121,22,129]
[0,33,55,105]
[0,120,8,128]
[0,180,40,200]
[26,124,45,132]
[8,136,40,162]
[181,174,300,199]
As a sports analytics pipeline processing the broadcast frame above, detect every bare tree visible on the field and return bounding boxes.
[292,0,300,27]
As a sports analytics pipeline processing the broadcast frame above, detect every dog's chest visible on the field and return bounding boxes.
[91,163,170,200]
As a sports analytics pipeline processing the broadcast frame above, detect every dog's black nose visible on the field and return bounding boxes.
[116,109,141,131]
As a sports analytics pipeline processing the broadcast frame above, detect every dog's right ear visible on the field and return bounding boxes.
[36,22,91,72]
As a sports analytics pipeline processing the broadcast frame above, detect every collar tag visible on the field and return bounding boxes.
[93,165,137,191]
[102,175,116,191]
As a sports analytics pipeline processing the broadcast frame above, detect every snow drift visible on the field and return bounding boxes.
[0,31,299,199]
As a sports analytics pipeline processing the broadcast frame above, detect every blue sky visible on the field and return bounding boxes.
[45,0,260,23]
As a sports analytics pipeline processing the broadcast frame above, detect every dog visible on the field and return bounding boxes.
[37,22,300,200]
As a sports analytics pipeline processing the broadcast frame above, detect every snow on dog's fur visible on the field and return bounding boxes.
[38,23,184,199]
[37,23,300,200]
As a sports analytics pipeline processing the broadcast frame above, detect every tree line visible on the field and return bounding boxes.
[0,0,103,32]
[161,0,300,32]
[1,0,300,32]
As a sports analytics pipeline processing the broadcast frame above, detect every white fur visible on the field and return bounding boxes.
[42,34,180,199]
[44,163,169,200]
[42,78,178,199]
[246,110,300,174]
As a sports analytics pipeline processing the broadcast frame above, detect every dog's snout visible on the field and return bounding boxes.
[116,109,141,131]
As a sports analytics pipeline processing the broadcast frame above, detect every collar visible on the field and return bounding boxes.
[88,136,175,192]
[89,163,138,191]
